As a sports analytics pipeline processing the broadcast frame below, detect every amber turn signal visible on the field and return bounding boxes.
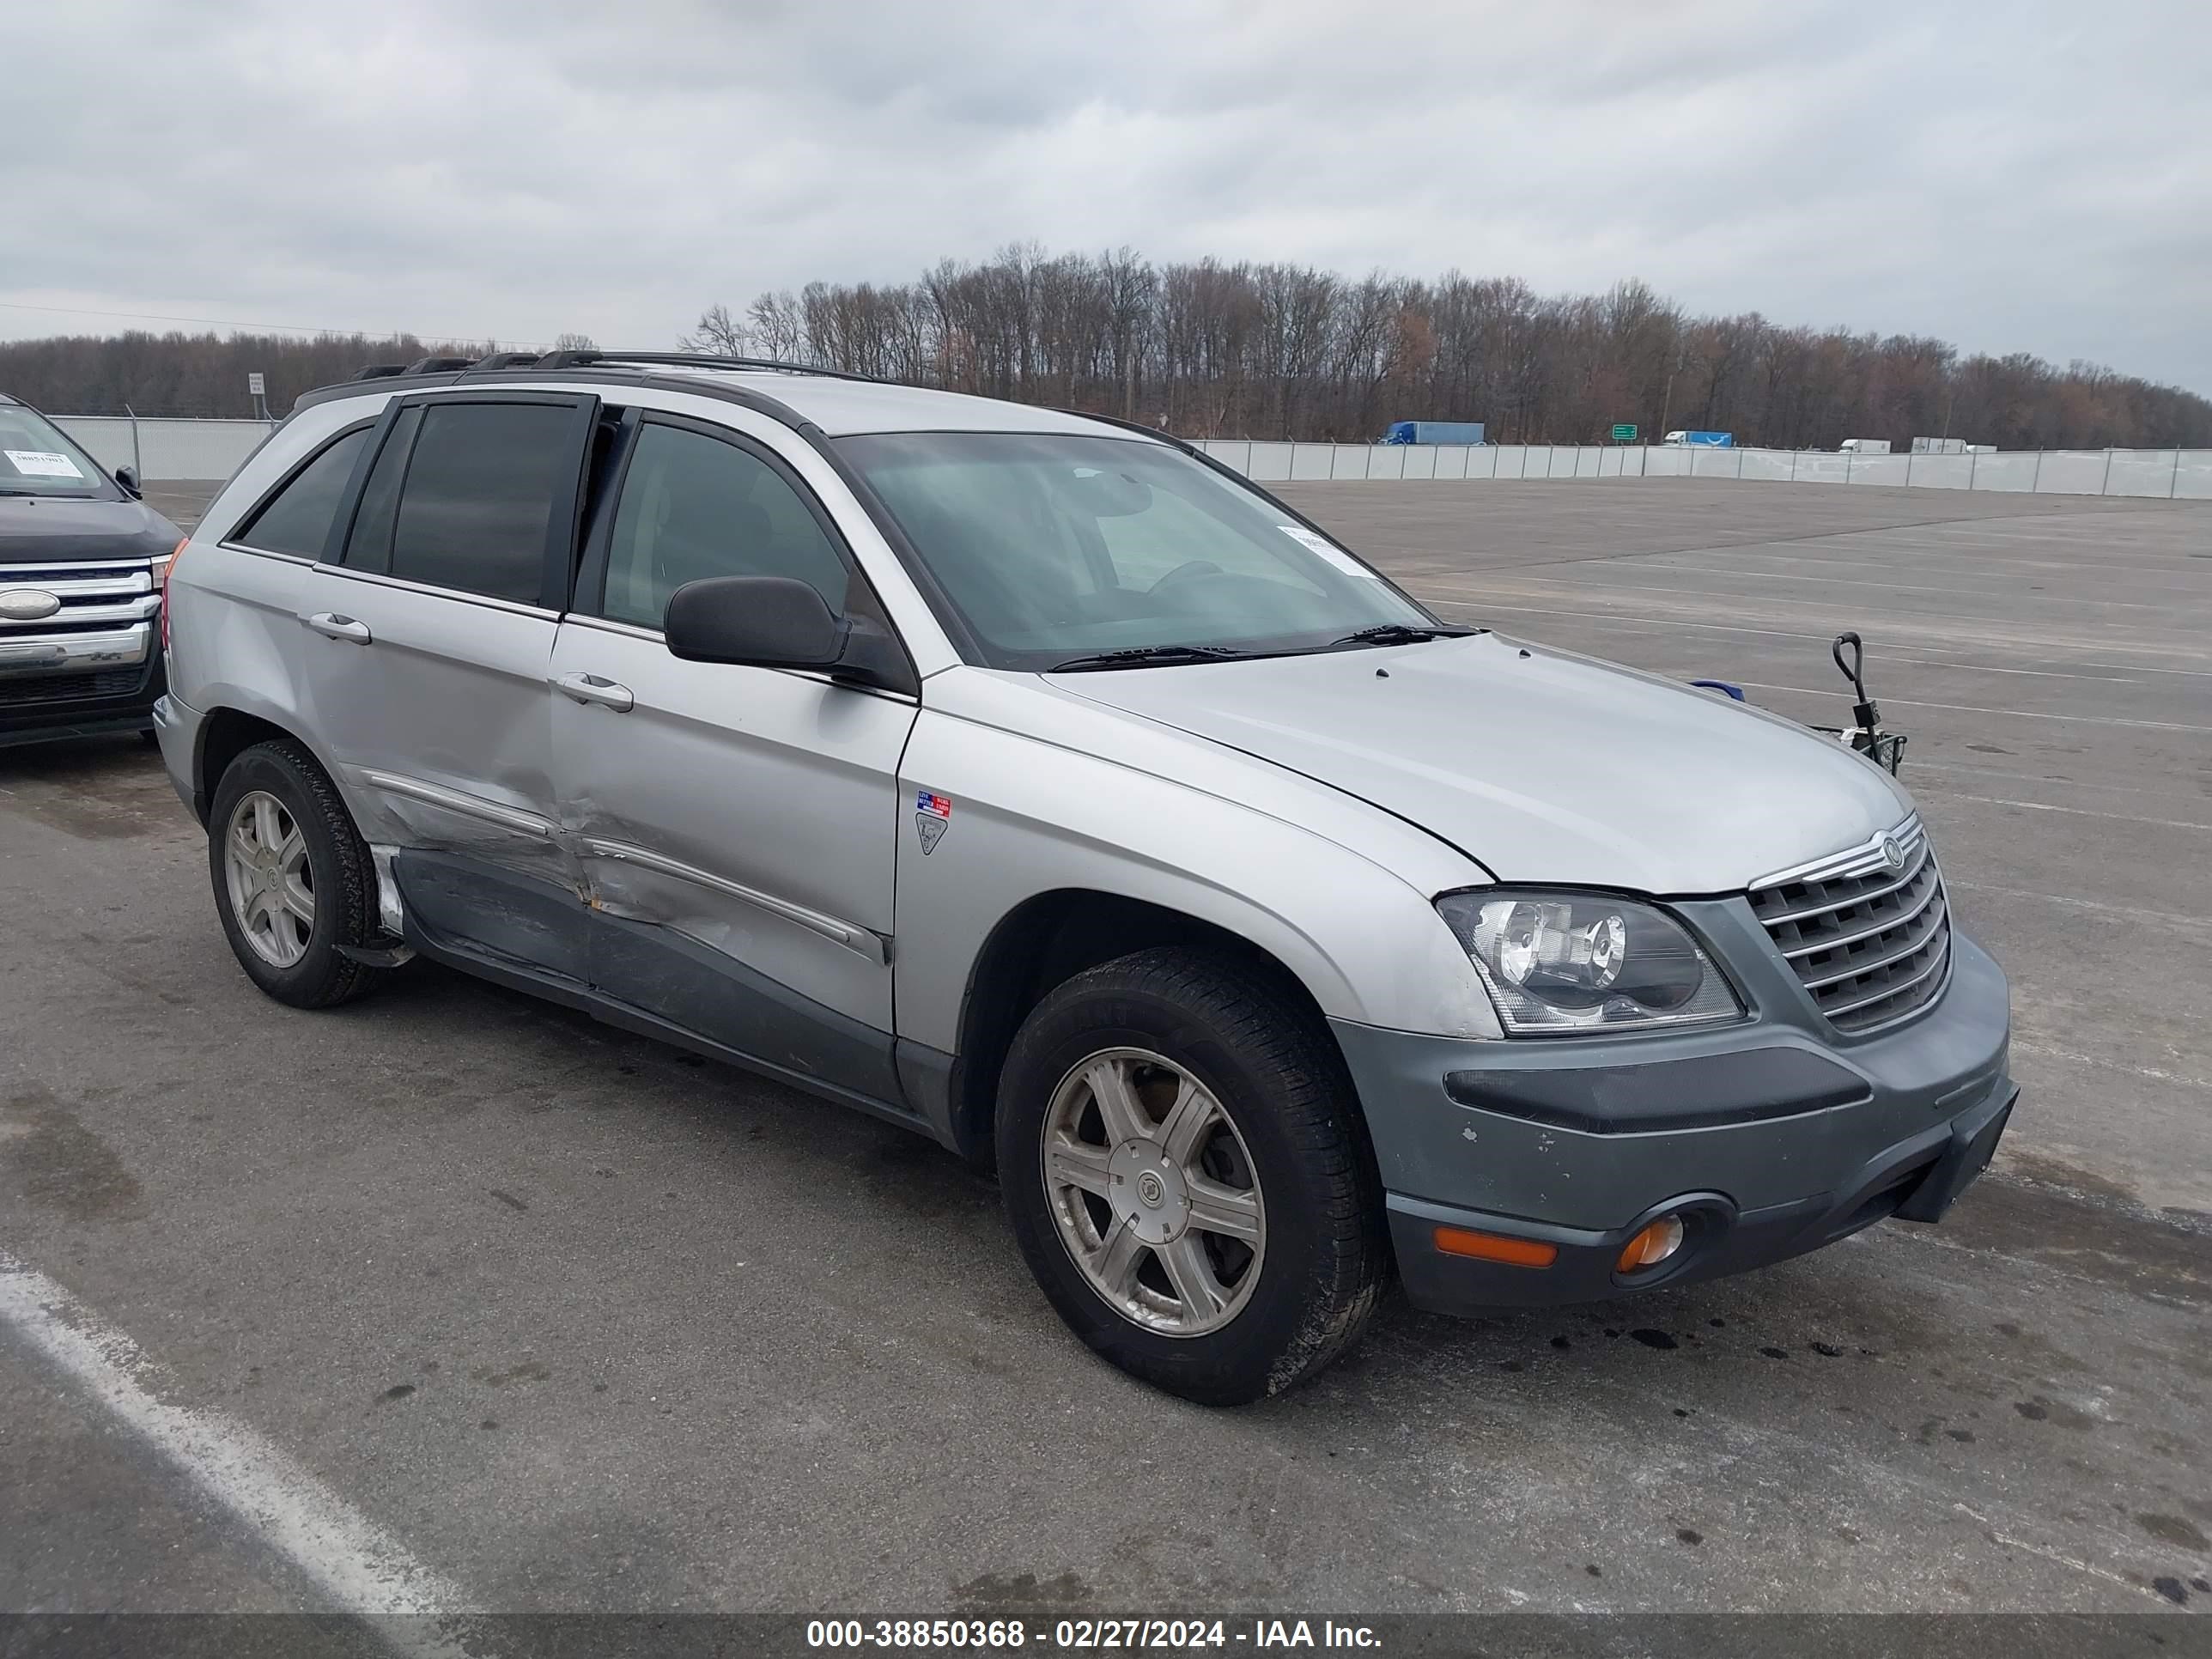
[1432,1224,1558,1268]
[1616,1214,1687,1273]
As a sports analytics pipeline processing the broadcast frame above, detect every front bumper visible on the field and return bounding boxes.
[0,646,163,747]
[1332,910,2014,1316]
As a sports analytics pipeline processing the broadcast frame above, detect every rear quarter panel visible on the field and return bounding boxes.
[166,398,396,799]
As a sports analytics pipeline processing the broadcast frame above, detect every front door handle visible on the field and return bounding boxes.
[552,671,635,713]
[305,612,372,644]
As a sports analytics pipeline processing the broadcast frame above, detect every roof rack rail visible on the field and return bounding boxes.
[532,349,889,385]
[354,364,409,380]
[407,356,477,374]
[471,351,545,372]
[1049,408,1186,447]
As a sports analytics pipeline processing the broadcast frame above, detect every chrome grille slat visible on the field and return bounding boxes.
[1757,848,1929,926]
[0,598,161,629]
[1783,858,1945,963]
[1798,899,1948,990]
[1780,876,1938,958]
[1820,935,1953,1020]
[1748,817,1952,1034]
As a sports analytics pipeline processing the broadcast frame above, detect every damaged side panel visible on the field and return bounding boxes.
[292,568,582,959]
[548,617,915,1104]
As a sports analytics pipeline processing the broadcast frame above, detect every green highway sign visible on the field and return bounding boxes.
[1611,423,1638,442]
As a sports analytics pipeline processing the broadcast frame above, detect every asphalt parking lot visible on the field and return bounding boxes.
[4,479,2209,1630]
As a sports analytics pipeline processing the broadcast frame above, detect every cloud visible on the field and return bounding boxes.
[8,0,2209,391]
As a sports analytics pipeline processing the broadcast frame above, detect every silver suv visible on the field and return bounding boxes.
[157,351,2015,1404]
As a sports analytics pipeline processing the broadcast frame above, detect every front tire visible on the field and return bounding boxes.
[997,947,1388,1405]
[207,739,392,1009]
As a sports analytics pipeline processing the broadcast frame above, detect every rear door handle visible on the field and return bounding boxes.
[305,612,372,644]
[552,671,635,713]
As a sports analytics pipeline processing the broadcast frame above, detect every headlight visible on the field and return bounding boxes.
[1437,890,1743,1035]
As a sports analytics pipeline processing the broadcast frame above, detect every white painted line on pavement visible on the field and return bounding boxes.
[1419,598,2212,677]
[1923,792,2212,833]
[0,1253,476,1653]
[1948,878,2212,931]
[1725,682,2212,734]
[1912,760,2212,805]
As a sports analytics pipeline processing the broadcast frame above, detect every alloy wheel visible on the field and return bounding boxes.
[1041,1048,1266,1336]
[222,789,315,968]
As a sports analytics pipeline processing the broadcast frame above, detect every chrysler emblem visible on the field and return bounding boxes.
[1877,833,1905,872]
[0,589,63,622]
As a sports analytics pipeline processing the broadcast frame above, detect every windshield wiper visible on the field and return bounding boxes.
[1328,623,1479,647]
[1047,643,1254,672]
[0,488,40,497]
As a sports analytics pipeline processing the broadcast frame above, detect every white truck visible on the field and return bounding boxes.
[1839,438,1892,456]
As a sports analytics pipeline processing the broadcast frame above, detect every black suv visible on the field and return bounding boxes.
[1,394,185,747]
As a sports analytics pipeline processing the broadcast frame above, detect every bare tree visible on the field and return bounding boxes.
[677,303,747,356]
[16,252,2205,446]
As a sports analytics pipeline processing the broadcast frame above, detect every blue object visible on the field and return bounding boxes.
[1690,679,1747,701]
[1381,420,1486,447]
[1671,431,1735,447]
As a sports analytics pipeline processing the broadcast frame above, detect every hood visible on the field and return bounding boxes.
[1058,632,1913,895]
[0,495,182,565]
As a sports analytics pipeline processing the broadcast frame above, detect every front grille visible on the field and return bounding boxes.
[0,667,146,707]
[0,560,160,639]
[1749,818,1951,1034]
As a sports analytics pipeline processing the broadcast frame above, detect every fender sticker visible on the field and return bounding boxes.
[915,790,951,854]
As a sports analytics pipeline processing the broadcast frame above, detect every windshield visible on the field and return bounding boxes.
[835,431,1434,669]
[0,405,113,499]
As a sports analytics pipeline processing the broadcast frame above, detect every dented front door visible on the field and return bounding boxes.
[549,613,915,1103]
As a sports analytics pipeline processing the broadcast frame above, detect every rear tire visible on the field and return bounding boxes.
[207,740,392,1009]
[997,947,1388,1405]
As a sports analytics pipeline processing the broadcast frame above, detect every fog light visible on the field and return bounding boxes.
[1616,1214,1686,1273]
[1434,1225,1558,1268]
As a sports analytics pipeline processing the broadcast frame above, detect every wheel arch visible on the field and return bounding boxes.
[192,706,333,823]
[940,888,1354,1165]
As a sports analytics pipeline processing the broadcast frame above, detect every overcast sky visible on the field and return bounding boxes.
[10,0,2210,392]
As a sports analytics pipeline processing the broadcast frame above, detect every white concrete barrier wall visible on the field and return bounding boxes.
[1195,439,2212,501]
[52,416,275,483]
[40,415,2212,501]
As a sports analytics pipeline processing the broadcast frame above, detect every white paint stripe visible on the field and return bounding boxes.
[1648,561,2184,609]
[1923,792,2212,833]
[1853,658,2130,683]
[1419,598,2212,677]
[1432,566,2154,634]
[0,1254,476,1648]
[1912,759,2210,805]
[1645,544,2211,583]
[2011,1040,2212,1094]
[1948,878,2212,930]
[1726,681,2212,734]
[1950,1504,2175,1603]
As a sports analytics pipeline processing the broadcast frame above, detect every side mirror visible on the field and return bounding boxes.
[114,465,142,498]
[665,575,845,669]
[664,575,917,695]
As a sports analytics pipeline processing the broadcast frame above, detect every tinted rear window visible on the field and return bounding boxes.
[386,403,575,605]
[236,426,370,557]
